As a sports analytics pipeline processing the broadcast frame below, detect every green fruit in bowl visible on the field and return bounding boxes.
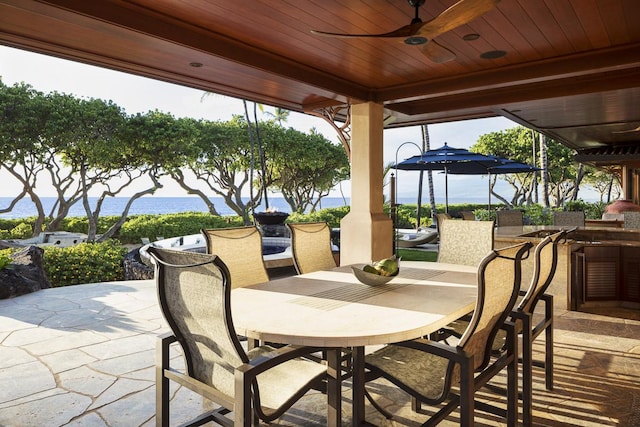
[363,264,379,274]
[373,256,400,277]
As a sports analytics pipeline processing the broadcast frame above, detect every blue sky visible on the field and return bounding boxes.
[0,44,550,203]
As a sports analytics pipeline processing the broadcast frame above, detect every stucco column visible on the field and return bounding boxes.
[340,102,393,265]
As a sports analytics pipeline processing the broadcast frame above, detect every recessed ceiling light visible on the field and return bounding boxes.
[480,50,506,59]
[189,62,203,68]
[462,33,480,41]
[404,36,428,45]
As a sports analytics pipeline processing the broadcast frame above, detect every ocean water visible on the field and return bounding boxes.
[0,197,351,219]
[0,195,492,219]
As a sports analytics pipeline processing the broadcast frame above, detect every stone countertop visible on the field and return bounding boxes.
[494,225,640,246]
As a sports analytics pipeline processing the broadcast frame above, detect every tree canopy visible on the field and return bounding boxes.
[471,126,617,208]
[0,80,348,236]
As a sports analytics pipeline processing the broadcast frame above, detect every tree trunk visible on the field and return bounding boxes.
[170,169,220,215]
[421,125,436,221]
[243,100,257,218]
[539,133,550,208]
[572,163,585,201]
[252,103,269,209]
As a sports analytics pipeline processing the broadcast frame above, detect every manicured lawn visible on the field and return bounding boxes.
[397,249,438,262]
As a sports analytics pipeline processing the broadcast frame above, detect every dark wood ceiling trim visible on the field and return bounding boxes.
[0,31,334,112]
[375,43,640,104]
[387,68,640,117]
[30,0,371,102]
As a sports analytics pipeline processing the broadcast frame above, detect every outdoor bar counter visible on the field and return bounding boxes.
[494,225,640,311]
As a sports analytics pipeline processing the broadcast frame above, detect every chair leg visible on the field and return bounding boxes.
[545,297,554,391]
[234,368,253,427]
[459,355,475,427]
[521,315,533,427]
[326,349,343,426]
[157,335,172,427]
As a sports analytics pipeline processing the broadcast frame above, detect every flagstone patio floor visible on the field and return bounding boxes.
[1,279,639,426]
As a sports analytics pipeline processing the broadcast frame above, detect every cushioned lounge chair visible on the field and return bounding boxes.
[396,230,439,248]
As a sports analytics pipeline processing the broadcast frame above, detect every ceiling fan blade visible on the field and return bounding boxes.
[418,0,501,38]
[311,22,424,39]
[612,126,640,134]
[420,40,456,63]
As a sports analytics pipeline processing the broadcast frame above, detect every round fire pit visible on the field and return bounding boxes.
[253,212,289,226]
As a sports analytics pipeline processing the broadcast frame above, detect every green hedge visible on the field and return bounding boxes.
[287,206,349,228]
[43,241,129,287]
[0,200,615,288]
[118,212,244,244]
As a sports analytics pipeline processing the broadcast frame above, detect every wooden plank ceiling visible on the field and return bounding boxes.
[1,0,639,156]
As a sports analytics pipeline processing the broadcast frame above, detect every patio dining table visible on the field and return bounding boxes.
[232,261,478,426]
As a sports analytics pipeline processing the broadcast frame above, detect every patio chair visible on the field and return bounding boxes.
[433,213,451,234]
[553,211,585,227]
[148,247,327,427]
[496,210,523,227]
[287,222,337,273]
[623,211,640,229]
[201,226,269,288]
[286,221,352,368]
[364,242,532,427]
[436,230,567,426]
[437,218,495,267]
[459,210,476,220]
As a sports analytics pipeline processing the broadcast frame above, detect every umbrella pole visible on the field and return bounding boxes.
[488,173,491,211]
[390,173,397,256]
[416,170,424,230]
[445,166,449,213]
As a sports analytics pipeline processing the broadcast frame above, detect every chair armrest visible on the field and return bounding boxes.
[393,338,472,365]
[157,332,178,357]
[158,331,177,344]
[237,345,325,378]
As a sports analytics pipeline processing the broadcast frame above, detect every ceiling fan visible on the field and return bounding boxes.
[311,0,500,63]
[613,125,640,134]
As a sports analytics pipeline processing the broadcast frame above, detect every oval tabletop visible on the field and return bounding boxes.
[232,261,477,348]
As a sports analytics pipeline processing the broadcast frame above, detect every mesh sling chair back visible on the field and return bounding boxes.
[437,218,495,267]
[286,221,351,368]
[439,230,567,426]
[496,210,524,227]
[623,211,640,229]
[201,226,269,288]
[287,222,337,274]
[364,242,532,427]
[552,211,585,227]
[148,247,326,427]
[507,229,566,426]
[459,210,476,220]
[433,213,451,234]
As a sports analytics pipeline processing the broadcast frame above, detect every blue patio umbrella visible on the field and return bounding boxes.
[393,143,504,212]
[393,143,539,212]
[449,159,541,209]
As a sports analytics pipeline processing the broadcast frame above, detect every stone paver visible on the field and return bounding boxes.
[0,279,639,426]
